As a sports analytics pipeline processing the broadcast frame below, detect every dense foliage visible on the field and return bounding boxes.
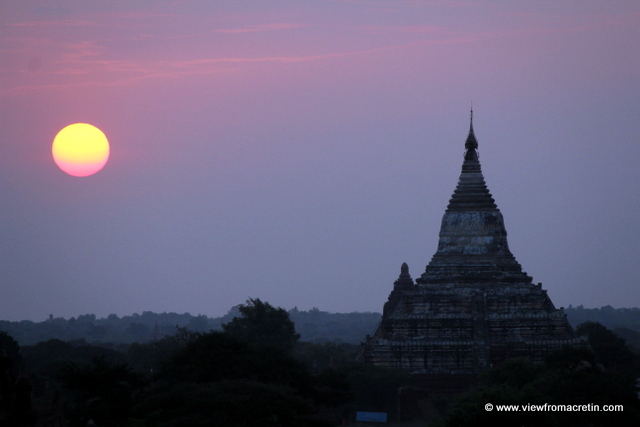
[435,322,640,427]
[222,298,300,353]
[3,302,640,425]
[2,300,409,426]
[566,305,640,350]
[0,331,21,378]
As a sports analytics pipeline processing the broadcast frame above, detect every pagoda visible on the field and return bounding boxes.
[362,111,586,374]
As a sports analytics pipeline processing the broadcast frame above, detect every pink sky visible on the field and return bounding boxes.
[1,1,639,321]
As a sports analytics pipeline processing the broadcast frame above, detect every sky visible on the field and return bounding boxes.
[1,1,639,322]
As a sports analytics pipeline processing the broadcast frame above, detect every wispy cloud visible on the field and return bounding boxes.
[0,36,458,97]
[59,41,103,60]
[8,20,93,28]
[356,24,448,35]
[215,23,304,34]
[0,1,499,98]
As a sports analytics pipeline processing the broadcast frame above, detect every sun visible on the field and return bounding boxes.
[52,123,110,177]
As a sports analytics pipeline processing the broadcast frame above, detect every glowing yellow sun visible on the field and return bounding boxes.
[52,123,110,177]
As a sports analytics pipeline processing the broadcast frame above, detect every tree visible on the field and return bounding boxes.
[435,350,640,427]
[186,314,210,332]
[0,331,22,422]
[60,356,140,427]
[0,331,21,378]
[134,329,338,426]
[576,321,639,371]
[222,299,300,354]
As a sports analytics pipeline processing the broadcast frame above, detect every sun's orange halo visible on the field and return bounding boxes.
[52,123,110,177]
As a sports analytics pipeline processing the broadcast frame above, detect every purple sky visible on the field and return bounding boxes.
[1,1,639,321]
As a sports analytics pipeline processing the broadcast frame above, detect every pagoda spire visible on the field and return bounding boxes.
[417,112,532,285]
[446,111,496,212]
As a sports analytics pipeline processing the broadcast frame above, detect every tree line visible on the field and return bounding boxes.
[565,305,640,351]
[0,307,381,347]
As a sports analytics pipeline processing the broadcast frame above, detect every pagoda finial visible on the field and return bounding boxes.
[393,262,414,290]
[464,107,478,160]
[401,262,409,275]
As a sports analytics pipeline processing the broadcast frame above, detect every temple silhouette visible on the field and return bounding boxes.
[363,111,587,375]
